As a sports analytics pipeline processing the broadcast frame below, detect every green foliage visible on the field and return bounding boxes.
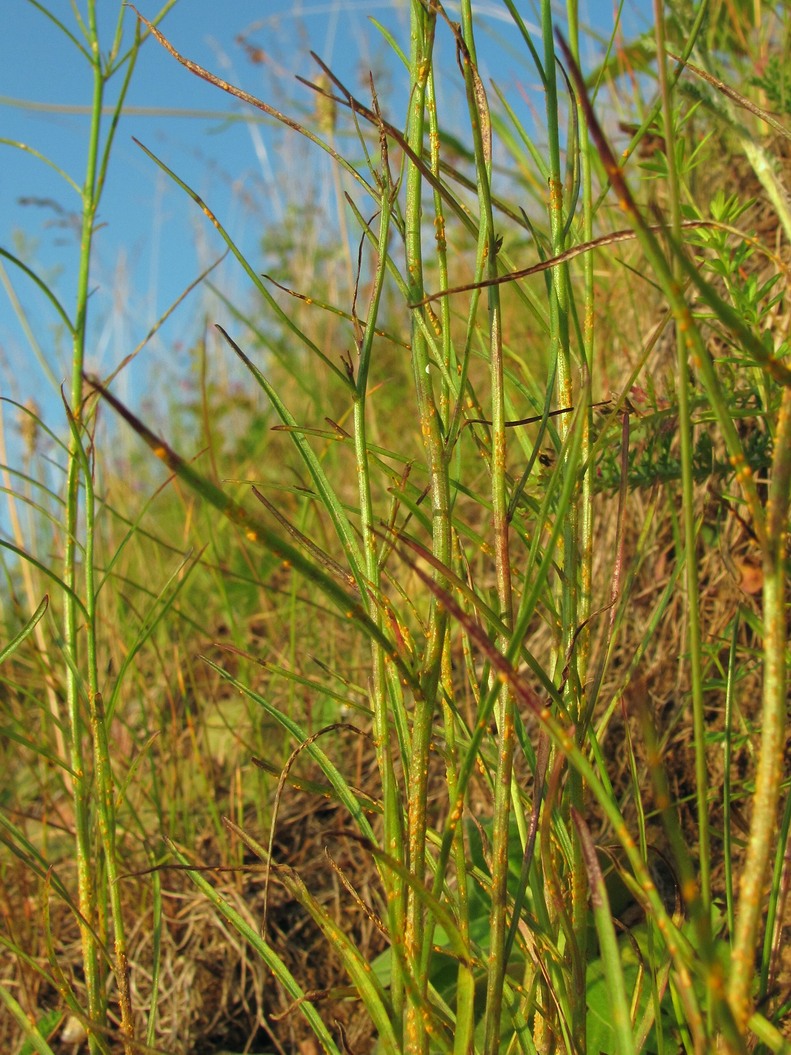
[3,2,791,1054]
[750,54,791,115]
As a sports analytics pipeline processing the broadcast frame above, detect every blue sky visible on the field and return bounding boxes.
[0,1,652,451]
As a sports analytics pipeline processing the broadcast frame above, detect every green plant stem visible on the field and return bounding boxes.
[537,14,578,1048]
[440,643,476,1055]
[353,171,407,1025]
[566,0,594,674]
[655,0,712,926]
[403,5,450,1052]
[0,984,57,1055]
[729,385,791,1031]
[723,613,739,943]
[543,1,591,1042]
[424,68,454,425]
[61,7,147,1048]
[567,0,596,1035]
[572,809,637,1055]
[64,4,106,1040]
[453,4,515,1049]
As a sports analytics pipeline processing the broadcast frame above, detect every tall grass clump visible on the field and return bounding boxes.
[0,6,177,1052]
[0,4,271,1052]
[3,0,791,1053]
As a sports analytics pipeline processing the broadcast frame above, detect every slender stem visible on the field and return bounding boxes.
[543,1,589,1042]
[440,640,476,1055]
[729,385,791,1030]
[654,0,712,923]
[64,4,105,1040]
[64,8,143,1049]
[453,2,515,1047]
[567,0,595,1032]
[723,615,739,942]
[353,174,406,1026]
[403,4,450,1051]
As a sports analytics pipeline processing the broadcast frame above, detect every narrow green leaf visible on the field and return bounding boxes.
[572,808,637,1055]
[0,594,48,664]
[164,838,345,1055]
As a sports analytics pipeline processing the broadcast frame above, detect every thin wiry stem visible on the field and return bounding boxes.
[655,0,712,932]
[64,2,106,1041]
[729,384,791,1030]
[402,5,450,1052]
[352,161,407,1022]
[454,2,515,1040]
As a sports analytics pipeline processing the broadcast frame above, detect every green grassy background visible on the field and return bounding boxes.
[1,2,790,1054]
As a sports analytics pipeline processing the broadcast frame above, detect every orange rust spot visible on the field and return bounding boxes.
[548,177,562,213]
[681,878,697,904]
[707,964,725,995]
